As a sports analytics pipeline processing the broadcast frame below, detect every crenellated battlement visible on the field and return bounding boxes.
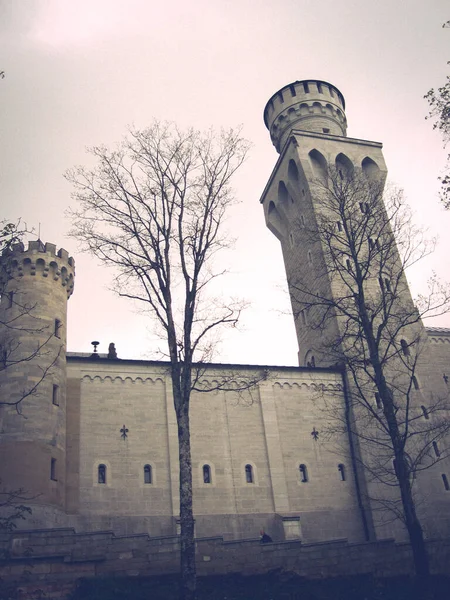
[0,240,75,298]
[264,80,347,153]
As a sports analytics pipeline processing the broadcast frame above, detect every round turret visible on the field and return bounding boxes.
[0,241,75,516]
[264,80,347,153]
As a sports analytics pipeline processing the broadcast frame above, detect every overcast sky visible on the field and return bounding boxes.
[1,0,449,366]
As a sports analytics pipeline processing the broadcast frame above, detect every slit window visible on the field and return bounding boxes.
[52,384,59,406]
[7,291,13,309]
[307,251,313,265]
[144,464,152,484]
[400,339,410,356]
[299,464,308,482]
[421,405,429,420]
[98,464,107,484]
[433,442,440,458]
[337,221,342,232]
[375,393,382,409]
[442,474,450,491]
[338,464,346,481]
[203,464,211,484]
[245,464,254,483]
[54,319,62,338]
[346,258,352,271]
[317,82,323,93]
[412,376,419,390]
[303,81,310,94]
[50,458,57,481]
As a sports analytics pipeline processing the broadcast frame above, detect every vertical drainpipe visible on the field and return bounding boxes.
[340,367,372,542]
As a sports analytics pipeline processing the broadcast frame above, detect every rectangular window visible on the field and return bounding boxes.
[7,291,14,309]
[54,319,61,338]
[50,458,57,481]
[442,474,449,491]
[52,384,59,406]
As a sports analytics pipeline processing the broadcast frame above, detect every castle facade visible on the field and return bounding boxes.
[1,80,449,544]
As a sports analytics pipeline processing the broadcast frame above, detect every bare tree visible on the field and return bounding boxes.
[66,122,266,600]
[289,166,450,578]
[0,222,61,413]
[424,26,449,208]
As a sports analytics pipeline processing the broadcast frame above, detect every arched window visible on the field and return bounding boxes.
[278,180,289,206]
[98,464,106,484]
[288,159,299,184]
[338,464,346,481]
[245,464,254,483]
[144,464,152,484]
[362,157,380,179]
[309,149,327,182]
[203,464,211,484]
[400,339,410,356]
[299,464,308,482]
[335,153,354,180]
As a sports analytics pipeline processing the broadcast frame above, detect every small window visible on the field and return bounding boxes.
[375,393,382,409]
[7,291,13,309]
[299,464,308,483]
[303,81,310,94]
[421,405,429,420]
[203,464,211,484]
[302,189,305,197]
[412,376,419,390]
[307,250,313,265]
[289,232,295,248]
[359,202,369,214]
[400,339,410,357]
[346,258,352,271]
[98,464,107,484]
[379,277,391,293]
[54,319,61,338]
[307,355,316,368]
[442,474,450,491]
[144,464,152,484]
[338,464,346,481]
[245,464,254,484]
[322,127,330,133]
[336,221,342,232]
[300,310,308,326]
[50,458,57,481]
[433,442,440,458]
[317,82,323,93]
[52,384,59,406]
[300,215,305,226]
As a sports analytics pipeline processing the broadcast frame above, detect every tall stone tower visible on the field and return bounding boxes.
[260,80,388,366]
[0,241,75,514]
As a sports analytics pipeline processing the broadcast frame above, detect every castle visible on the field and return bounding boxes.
[1,80,450,545]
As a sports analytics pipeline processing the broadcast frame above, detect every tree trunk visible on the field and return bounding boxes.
[395,455,430,578]
[177,402,196,600]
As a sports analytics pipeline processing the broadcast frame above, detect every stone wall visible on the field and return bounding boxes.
[1,528,450,599]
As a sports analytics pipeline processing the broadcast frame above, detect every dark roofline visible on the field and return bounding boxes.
[66,353,342,374]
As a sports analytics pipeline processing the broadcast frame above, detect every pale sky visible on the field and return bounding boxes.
[1,0,449,366]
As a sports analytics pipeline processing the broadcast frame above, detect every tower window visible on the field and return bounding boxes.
[50,458,57,481]
[299,464,308,483]
[421,405,429,420]
[144,464,152,484]
[412,376,419,390]
[442,474,450,491]
[300,309,308,326]
[323,128,330,134]
[203,464,211,484]
[336,221,342,232]
[317,82,323,93]
[245,464,254,484]
[98,464,107,484]
[289,232,295,248]
[359,202,369,214]
[54,319,62,338]
[7,291,13,309]
[52,384,59,406]
[303,82,310,94]
[307,251,313,265]
[338,464,346,481]
[400,339,410,356]
[379,277,391,293]
[375,393,382,409]
[346,258,352,271]
[433,442,440,458]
